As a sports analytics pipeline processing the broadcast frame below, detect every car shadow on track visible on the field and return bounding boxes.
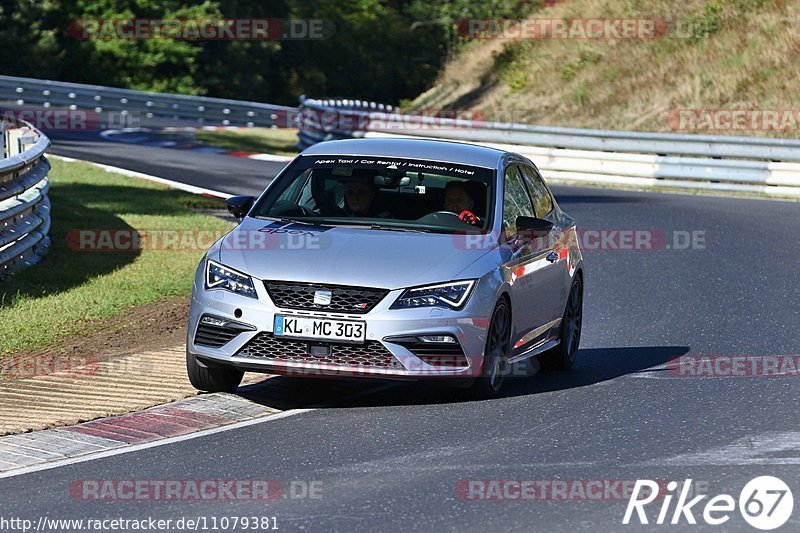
[500,345,690,397]
[233,345,689,409]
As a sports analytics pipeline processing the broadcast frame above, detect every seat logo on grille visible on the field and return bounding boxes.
[313,290,332,305]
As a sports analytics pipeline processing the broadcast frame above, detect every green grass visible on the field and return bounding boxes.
[0,158,234,356]
[195,128,300,157]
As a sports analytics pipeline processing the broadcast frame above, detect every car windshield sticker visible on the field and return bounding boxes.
[309,157,481,178]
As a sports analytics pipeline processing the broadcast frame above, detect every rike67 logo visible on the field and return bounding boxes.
[624,477,793,530]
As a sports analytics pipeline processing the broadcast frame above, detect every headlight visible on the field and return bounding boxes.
[205,259,257,298]
[390,280,475,310]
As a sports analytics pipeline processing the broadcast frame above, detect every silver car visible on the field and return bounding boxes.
[187,138,584,398]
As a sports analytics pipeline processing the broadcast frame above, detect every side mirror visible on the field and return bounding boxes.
[515,216,554,240]
[226,195,255,222]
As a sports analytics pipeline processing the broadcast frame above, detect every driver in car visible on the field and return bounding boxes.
[343,179,391,218]
[443,182,481,226]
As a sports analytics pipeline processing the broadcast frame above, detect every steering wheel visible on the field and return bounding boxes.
[416,210,481,227]
[429,210,461,219]
[416,211,461,223]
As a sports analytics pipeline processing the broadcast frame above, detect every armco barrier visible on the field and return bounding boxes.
[0,117,51,280]
[3,76,799,197]
[296,97,394,149]
[298,97,800,197]
[0,75,297,128]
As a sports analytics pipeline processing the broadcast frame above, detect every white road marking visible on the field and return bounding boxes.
[48,154,232,199]
[248,153,293,162]
[648,431,800,466]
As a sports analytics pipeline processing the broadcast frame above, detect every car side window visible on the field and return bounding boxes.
[521,165,554,218]
[502,165,536,236]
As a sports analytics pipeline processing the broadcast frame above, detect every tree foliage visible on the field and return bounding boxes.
[0,0,530,104]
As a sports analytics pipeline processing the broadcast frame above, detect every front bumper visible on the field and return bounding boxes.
[187,268,495,380]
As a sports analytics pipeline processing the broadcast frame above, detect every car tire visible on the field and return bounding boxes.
[540,274,583,371]
[464,298,511,400]
[186,350,244,392]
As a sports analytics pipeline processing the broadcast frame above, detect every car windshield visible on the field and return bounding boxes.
[250,155,495,234]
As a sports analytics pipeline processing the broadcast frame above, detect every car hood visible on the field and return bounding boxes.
[215,217,494,289]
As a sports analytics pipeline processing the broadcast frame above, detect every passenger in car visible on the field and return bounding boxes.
[443,182,481,226]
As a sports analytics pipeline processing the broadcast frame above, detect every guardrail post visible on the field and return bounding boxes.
[3,128,33,156]
[17,134,37,154]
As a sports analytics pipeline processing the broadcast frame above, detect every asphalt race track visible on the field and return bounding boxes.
[2,133,799,531]
[48,129,285,196]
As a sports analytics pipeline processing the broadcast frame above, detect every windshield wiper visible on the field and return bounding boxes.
[254,216,321,225]
[279,217,314,224]
[369,224,430,233]
[265,218,431,232]
[279,217,373,227]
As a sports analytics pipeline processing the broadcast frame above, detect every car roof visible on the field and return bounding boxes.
[299,138,507,168]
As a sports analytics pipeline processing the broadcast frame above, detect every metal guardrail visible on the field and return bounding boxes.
[3,76,799,197]
[0,117,51,280]
[297,97,394,149]
[298,97,800,197]
[0,75,297,128]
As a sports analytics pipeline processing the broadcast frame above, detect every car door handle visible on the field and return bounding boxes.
[546,251,559,263]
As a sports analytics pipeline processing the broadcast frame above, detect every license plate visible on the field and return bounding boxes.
[273,315,366,344]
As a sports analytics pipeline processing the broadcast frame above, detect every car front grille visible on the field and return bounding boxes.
[264,281,388,314]
[237,333,404,370]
